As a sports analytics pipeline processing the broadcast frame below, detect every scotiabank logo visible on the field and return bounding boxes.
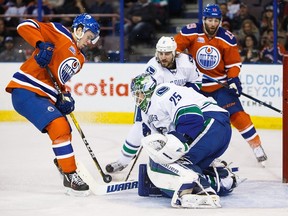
[65,77,130,97]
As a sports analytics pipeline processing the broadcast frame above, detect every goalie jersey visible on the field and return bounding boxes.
[5,19,85,102]
[174,23,242,93]
[146,82,229,140]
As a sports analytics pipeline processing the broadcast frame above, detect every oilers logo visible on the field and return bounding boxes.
[196,45,220,70]
[58,57,81,84]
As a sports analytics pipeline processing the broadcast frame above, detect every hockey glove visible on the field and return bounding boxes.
[55,92,75,115]
[34,41,54,68]
[227,77,242,97]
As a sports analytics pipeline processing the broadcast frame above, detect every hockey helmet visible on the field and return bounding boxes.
[131,73,157,112]
[203,4,222,20]
[156,36,177,54]
[72,13,100,44]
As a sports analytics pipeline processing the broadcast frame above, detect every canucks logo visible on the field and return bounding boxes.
[58,57,80,84]
[196,45,220,70]
[146,66,156,75]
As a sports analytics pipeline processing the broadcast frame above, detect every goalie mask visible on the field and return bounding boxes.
[131,73,157,113]
[72,13,100,44]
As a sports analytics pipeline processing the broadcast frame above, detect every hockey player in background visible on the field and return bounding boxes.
[106,36,203,173]
[5,13,101,196]
[131,73,240,208]
[174,4,267,165]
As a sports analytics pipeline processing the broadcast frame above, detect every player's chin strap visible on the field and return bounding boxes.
[73,28,100,45]
[73,28,84,43]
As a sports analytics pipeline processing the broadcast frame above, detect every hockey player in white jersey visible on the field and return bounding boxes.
[106,36,202,173]
[130,73,239,208]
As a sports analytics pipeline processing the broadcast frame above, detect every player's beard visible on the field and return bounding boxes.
[206,27,217,36]
[160,60,171,68]
[204,24,218,37]
[160,58,174,68]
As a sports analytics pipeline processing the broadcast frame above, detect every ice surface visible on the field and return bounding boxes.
[0,122,287,216]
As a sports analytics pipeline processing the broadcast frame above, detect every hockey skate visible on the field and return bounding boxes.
[205,158,247,196]
[106,161,128,173]
[252,145,268,166]
[172,184,221,208]
[53,158,63,175]
[63,171,90,196]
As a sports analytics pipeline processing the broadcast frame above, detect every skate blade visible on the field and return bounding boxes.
[259,160,266,168]
[64,187,90,197]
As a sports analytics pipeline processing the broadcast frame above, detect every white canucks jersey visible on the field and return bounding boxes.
[146,83,228,134]
[144,53,202,87]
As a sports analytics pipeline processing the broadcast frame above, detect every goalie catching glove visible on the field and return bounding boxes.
[141,133,189,164]
[55,92,75,115]
[227,77,242,96]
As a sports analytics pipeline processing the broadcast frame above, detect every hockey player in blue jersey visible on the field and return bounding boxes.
[131,73,240,208]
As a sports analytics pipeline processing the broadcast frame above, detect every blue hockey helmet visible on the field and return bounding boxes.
[203,4,222,19]
[72,13,100,44]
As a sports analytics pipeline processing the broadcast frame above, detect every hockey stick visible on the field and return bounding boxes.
[203,74,282,114]
[125,145,143,181]
[46,67,112,183]
[76,160,138,195]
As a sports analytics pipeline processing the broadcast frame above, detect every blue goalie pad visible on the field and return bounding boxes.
[138,164,162,197]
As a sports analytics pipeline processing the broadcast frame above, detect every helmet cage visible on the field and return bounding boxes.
[131,74,157,112]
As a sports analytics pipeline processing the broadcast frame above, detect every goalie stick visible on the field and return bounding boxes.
[76,161,138,195]
[203,74,282,114]
[125,146,143,181]
[46,67,112,183]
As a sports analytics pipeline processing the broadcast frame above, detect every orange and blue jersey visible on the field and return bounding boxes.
[174,23,242,93]
[5,19,85,102]
[260,43,286,64]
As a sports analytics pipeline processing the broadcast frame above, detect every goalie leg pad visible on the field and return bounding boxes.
[138,164,162,197]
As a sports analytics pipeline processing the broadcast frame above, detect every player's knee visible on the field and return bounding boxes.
[230,111,252,131]
[45,117,71,143]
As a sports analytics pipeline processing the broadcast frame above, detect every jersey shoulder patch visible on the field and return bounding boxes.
[145,65,156,75]
[145,58,158,75]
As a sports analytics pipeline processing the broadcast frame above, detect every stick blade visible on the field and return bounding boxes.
[76,160,138,195]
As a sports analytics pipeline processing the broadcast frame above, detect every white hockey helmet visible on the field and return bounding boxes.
[155,36,177,57]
